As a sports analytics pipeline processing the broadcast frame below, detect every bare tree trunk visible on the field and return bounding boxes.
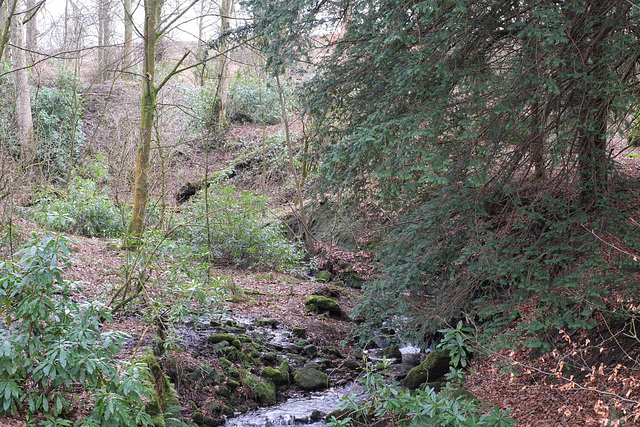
[97,0,111,83]
[123,0,133,79]
[128,0,163,244]
[276,74,314,253]
[196,0,206,86]
[0,0,18,61]
[215,0,233,132]
[11,0,36,175]
[24,0,36,58]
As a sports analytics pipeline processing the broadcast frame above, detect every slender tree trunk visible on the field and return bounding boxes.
[215,0,233,132]
[0,0,18,62]
[128,0,162,244]
[197,0,206,86]
[276,74,314,253]
[11,0,36,174]
[529,100,548,181]
[123,0,133,79]
[97,0,111,83]
[24,0,36,60]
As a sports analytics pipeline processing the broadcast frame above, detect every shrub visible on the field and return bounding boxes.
[180,185,303,270]
[0,231,154,425]
[31,175,125,237]
[33,70,85,180]
[328,323,516,427]
[226,72,284,125]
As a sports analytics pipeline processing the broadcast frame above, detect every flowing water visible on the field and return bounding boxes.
[223,344,424,427]
[223,383,362,427]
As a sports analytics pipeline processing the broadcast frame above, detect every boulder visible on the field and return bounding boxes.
[261,367,287,386]
[293,367,329,391]
[402,349,451,389]
[291,327,307,338]
[304,295,341,316]
[209,334,241,349]
[382,345,403,361]
[315,270,332,283]
[253,381,276,404]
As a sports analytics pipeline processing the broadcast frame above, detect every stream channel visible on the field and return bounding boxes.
[165,315,425,427]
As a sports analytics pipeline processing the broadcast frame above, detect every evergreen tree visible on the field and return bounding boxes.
[245,0,640,345]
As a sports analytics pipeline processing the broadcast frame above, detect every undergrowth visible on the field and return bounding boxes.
[178,184,304,270]
[0,229,155,426]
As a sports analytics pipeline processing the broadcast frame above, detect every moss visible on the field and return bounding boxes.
[293,367,329,391]
[136,353,182,425]
[304,295,341,315]
[315,270,332,283]
[209,334,241,348]
[402,349,450,389]
[291,327,307,338]
[261,366,287,386]
[255,317,279,328]
[253,381,276,404]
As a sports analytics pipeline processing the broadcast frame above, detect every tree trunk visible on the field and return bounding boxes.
[97,0,111,83]
[215,0,233,132]
[123,0,133,79]
[11,0,36,174]
[128,0,162,244]
[276,74,314,254]
[0,0,18,61]
[24,0,37,60]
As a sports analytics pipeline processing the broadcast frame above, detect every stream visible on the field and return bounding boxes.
[222,344,423,427]
[223,383,362,427]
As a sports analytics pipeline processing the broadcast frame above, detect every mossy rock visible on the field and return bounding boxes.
[261,352,279,364]
[304,344,318,357]
[402,349,451,389]
[323,346,344,359]
[238,334,253,343]
[341,270,365,289]
[261,366,287,386]
[279,361,290,382]
[304,295,341,316]
[255,317,279,328]
[291,327,307,338]
[293,367,329,391]
[382,345,403,361]
[315,270,332,283]
[440,386,480,404]
[192,411,224,427]
[253,381,276,404]
[209,334,241,348]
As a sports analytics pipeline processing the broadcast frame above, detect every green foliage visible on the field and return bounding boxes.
[328,325,516,426]
[0,63,17,149]
[184,84,219,133]
[29,175,125,237]
[182,72,287,136]
[33,71,85,179]
[179,184,303,270]
[244,0,640,348]
[0,232,154,425]
[226,72,284,125]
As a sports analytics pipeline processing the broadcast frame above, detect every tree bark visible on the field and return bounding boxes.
[97,0,111,83]
[128,0,162,244]
[276,74,314,253]
[123,0,133,79]
[11,0,36,174]
[215,0,233,132]
[0,0,18,61]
